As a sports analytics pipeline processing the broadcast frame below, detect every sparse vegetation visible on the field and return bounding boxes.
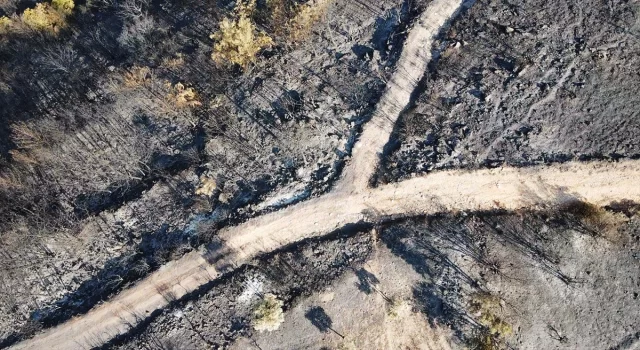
[265,0,289,37]
[469,293,512,350]
[8,122,46,166]
[252,293,285,332]
[560,200,628,236]
[385,296,405,318]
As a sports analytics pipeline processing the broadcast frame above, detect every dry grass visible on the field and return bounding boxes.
[0,170,22,189]
[123,66,152,88]
[10,122,44,151]
[8,150,39,165]
[166,82,202,108]
[210,0,273,68]
[160,53,185,69]
[266,0,289,37]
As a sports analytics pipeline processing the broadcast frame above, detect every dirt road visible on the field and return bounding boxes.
[336,0,464,193]
[10,0,640,348]
[12,160,640,350]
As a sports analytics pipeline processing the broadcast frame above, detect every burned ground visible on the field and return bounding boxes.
[380,0,640,182]
[103,230,374,350]
[1,0,639,348]
[0,0,411,344]
[103,207,640,350]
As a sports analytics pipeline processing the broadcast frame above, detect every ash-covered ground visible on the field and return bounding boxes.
[380,0,640,182]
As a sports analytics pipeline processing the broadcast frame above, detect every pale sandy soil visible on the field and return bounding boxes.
[237,243,456,350]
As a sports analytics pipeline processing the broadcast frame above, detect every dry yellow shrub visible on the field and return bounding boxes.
[167,82,202,108]
[0,16,13,34]
[1,0,73,35]
[211,0,273,68]
[52,0,75,15]
[21,3,67,32]
[195,175,217,196]
[288,0,331,42]
[123,66,151,88]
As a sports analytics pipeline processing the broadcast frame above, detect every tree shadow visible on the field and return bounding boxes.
[381,210,590,342]
[354,267,380,295]
[381,222,480,340]
[304,306,344,338]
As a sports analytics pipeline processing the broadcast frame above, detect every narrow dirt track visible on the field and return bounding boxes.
[336,0,464,193]
[10,0,640,348]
